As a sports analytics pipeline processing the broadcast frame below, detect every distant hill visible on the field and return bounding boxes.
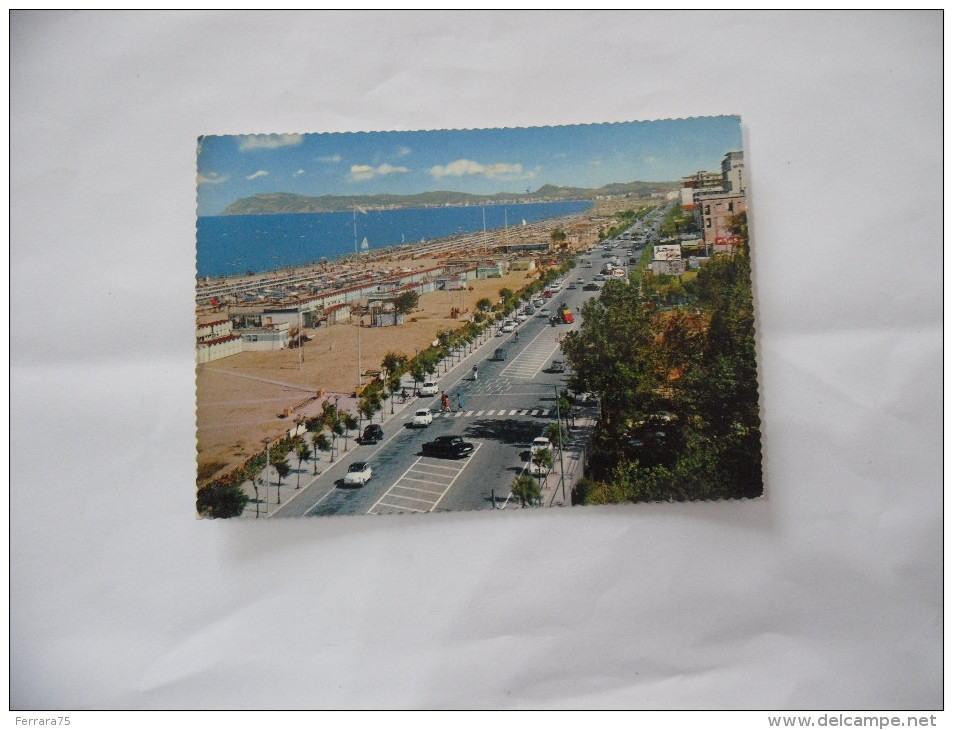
[220,181,677,215]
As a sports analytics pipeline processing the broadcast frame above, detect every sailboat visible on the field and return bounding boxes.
[361,236,369,251]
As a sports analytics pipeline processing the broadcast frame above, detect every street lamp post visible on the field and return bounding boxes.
[263,437,272,516]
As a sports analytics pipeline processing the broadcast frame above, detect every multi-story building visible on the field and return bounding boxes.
[696,193,747,253]
[680,170,723,211]
[721,150,745,194]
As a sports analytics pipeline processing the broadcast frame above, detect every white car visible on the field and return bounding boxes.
[531,436,552,455]
[500,321,516,333]
[529,438,553,475]
[411,408,433,427]
[419,381,439,396]
[343,461,372,486]
[538,308,551,319]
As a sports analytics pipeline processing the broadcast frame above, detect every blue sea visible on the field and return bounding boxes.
[196,201,592,278]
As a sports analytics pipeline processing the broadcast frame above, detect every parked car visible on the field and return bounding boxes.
[411,408,433,427]
[531,436,551,455]
[419,381,439,396]
[500,321,516,334]
[343,461,372,486]
[360,424,384,443]
[529,437,553,474]
[422,435,474,459]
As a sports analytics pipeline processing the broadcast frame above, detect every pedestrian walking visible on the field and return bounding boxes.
[457,393,464,411]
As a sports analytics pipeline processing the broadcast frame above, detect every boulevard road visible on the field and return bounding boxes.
[271,253,620,518]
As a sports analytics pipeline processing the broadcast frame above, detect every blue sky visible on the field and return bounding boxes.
[196,116,742,216]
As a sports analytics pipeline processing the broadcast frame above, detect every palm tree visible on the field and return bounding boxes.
[343,412,358,451]
[311,432,331,474]
[330,416,345,459]
[272,457,290,504]
[295,442,312,489]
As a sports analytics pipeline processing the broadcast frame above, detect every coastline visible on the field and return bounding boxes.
[195,195,653,483]
[195,200,595,286]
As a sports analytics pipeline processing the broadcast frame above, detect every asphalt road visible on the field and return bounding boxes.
[271,251,630,519]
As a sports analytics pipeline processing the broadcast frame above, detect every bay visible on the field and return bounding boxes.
[196,200,592,278]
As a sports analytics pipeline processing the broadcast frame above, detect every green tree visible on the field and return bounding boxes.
[197,480,249,519]
[295,442,312,489]
[272,457,290,504]
[512,474,541,508]
[545,421,567,450]
[311,432,331,474]
[343,412,359,449]
[532,447,553,493]
[408,356,429,393]
[394,290,419,315]
[358,387,382,427]
[550,228,567,247]
[329,414,345,460]
[475,297,493,313]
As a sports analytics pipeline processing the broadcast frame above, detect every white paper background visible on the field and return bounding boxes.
[9,10,943,710]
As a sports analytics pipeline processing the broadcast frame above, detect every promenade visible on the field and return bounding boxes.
[236,320,597,518]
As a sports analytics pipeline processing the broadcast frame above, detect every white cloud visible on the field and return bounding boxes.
[197,172,228,185]
[348,163,408,182]
[246,170,269,180]
[238,134,303,151]
[319,154,342,163]
[429,159,527,180]
[293,169,305,176]
[396,146,411,158]
[349,164,375,181]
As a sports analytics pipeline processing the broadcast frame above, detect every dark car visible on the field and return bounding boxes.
[360,424,384,443]
[421,435,475,459]
[493,347,507,361]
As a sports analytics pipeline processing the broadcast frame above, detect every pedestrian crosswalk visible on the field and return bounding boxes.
[407,408,553,420]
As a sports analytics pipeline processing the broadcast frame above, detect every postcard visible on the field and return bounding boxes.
[195,117,761,518]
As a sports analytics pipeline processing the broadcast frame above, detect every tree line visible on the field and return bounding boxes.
[562,212,762,504]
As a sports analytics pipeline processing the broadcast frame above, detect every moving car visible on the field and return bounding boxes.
[343,461,372,486]
[421,435,475,459]
[500,321,516,334]
[549,359,566,373]
[493,347,507,361]
[419,381,439,396]
[360,424,384,443]
[411,408,433,427]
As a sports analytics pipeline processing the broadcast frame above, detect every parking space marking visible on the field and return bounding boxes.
[368,444,482,515]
